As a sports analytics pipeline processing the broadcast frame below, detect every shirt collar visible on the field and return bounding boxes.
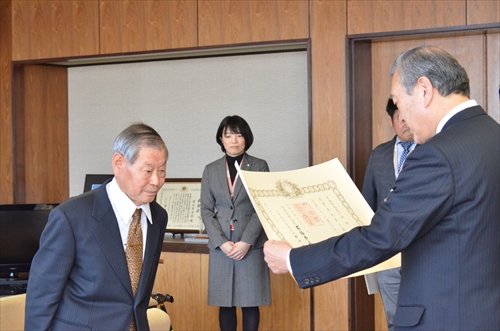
[436,99,478,134]
[108,177,152,224]
[395,136,415,147]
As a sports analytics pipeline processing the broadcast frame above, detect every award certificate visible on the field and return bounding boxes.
[237,158,400,278]
[157,181,202,233]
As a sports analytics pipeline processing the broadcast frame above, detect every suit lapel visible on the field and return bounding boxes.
[215,156,233,205]
[387,136,398,182]
[231,153,250,202]
[91,185,134,297]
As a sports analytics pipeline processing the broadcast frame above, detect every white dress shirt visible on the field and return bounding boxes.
[106,178,152,257]
[436,99,478,134]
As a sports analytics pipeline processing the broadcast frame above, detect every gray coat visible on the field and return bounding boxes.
[201,153,271,307]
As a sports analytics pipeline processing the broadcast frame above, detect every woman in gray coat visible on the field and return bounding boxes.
[201,115,271,331]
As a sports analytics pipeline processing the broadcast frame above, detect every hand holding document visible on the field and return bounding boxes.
[236,158,400,279]
[263,240,293,274]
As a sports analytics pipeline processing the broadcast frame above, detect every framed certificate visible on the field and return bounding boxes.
[156,179,202,234]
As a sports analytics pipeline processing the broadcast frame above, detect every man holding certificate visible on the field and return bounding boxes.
[263,46,500,330]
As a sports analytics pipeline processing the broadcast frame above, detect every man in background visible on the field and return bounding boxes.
[362,98,416,331]
[264,46,500,330]
[25,123,169,330]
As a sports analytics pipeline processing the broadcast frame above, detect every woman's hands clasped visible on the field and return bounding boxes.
[220,241,251,260]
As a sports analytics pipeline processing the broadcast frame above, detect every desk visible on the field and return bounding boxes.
[0,278,28,296]
[153,235,311,331]
[161,234,209,254]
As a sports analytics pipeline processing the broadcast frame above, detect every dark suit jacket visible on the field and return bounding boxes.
[362,136,398,212]
[290,106,500,330]
[25,179,168,330]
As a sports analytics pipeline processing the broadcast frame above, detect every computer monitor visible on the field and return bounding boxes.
[83,174,114,193]
[0,204,57,279]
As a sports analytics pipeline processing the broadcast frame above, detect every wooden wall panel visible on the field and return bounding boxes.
[100,1,197,54]
[310,0,350,330]
[371,34,488,148]
[371,38,420,147]
[310,0,347,166]
[13,65,68,203]
[374,293,387,331]
[0,0,14,204]
[347,0,466,35]
[313,281,349,331]
[486,31,499,123]
[152,252,208,330]
[260,273,311,330]
[198,0,309,46]
[200,254,219,329]
[154,252,310,331]
[12,1,99,61]
[467,0,500,25]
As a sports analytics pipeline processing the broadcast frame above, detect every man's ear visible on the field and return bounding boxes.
[417,76,434,108]
[112,153,125,176]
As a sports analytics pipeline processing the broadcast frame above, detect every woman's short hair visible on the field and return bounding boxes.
[113,123,168,164]
[216,115,254,153]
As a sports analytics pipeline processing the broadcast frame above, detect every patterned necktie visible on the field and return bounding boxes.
[126,208,143,331]
[398,141,413,173]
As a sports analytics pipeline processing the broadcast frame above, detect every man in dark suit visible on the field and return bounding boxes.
[25,123,169,330]
[362,98,415,331]
[264,46,500,330]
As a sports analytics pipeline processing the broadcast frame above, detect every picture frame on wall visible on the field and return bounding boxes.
[157,178,202,235]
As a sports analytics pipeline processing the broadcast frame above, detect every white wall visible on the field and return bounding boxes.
[68,51,309,197]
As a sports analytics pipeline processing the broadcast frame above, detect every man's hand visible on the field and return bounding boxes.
[264,240,292,274]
